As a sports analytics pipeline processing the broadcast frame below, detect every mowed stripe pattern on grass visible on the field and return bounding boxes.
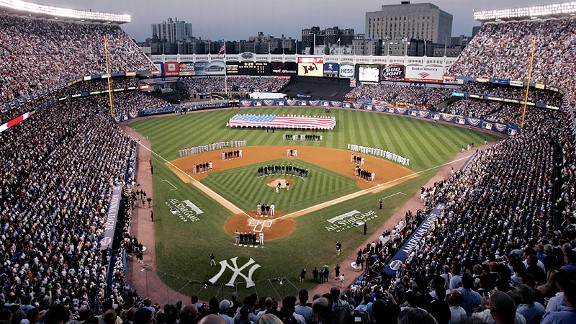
[132,107,499,172]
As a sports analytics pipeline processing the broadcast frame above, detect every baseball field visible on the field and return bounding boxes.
[128,106,500,300]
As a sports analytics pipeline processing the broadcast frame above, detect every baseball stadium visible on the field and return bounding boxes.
[1,1,576,323]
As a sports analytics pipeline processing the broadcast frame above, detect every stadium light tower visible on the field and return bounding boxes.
[0,0,131,23]
[474,2,576,21]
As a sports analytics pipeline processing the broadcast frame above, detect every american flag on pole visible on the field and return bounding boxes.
[227,114,336,130]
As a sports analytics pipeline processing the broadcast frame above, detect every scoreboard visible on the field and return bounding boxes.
[226,62,271,75]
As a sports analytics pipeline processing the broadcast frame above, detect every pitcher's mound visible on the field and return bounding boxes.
[225,212,295,240]
[267,178,293,188]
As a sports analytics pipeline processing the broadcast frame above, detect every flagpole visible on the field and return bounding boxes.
[223,39,228,95]
[313,33,316,55]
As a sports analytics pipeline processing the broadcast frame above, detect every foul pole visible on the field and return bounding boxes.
[104,36,115,118]
[520,37,536,128]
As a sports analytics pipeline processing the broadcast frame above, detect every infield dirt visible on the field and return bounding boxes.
[166,146,416,240]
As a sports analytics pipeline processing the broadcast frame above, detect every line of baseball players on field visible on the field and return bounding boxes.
[222,149,243,160]
[179,140,246,157]
[351,154,375,181]
[256,203,275,217]
[348,143,410,166]
[234,230,264,246]
[192,161,212,173]
[257,164,308,178]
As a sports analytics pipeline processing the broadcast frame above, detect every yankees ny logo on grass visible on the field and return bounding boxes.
[209,257,261,288]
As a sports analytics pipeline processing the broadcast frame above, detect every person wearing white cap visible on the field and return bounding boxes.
[218,299,234,324]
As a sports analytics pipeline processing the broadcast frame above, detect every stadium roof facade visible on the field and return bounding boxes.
[474,1,576,22]
[0,0,130,24]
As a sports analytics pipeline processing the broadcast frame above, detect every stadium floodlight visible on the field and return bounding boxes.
[0,0,131,23]
[474,2,576,21]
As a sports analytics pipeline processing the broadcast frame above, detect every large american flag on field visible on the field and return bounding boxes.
[227,114,336,130]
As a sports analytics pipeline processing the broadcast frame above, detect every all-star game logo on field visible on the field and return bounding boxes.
[325,210,378,232]
[166,198,203,222]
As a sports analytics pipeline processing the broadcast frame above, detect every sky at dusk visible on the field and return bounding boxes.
[38,0,559,41]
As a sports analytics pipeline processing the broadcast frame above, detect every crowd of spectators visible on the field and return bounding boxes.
[326,17,576,324]
[0,97,142,315]
[57,79,171,119]
[344,84,452,108]
[460,82,564,108]
[178,76,290,96]
[342,102,576,323]
[0,14,155,120]
[63,78,143,96]
[105,92,171,120]
[442,99,523,125]
[450,18,576,108]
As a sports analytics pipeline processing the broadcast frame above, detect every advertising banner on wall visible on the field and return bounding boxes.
[357,64,381,83]
[194,61,226,76]
[298,57,324,77]
[491,78,510,85]
[179,62,195,76]
[100,185,123,250]
[339,63,354,79]
[383,203,445,276]
[381,64,405,81]
[271,62,298,75]
[163,62,180,77]
[323,63,339,78]
[404,65,443,83]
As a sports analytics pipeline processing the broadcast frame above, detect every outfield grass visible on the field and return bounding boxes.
[129,107,501,300]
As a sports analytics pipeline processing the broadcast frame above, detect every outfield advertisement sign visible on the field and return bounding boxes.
[339,64,354,79]
[405,66,443,83]
[383,203,445,276]
[325,210,378,232]
[357,65,380,83]
[163,62,180,77]
[271,62,297,75]
[100,185,123,250]
[194,61,226,76]
[179,62,195,76]
[298,57,324,77]
[166,198,204,222]
[381,64,405,81]
[323,63,339,78]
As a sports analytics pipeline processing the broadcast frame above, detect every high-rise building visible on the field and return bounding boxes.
[301,26,354,54]
[151,17,192,43]
[365,1,452,45]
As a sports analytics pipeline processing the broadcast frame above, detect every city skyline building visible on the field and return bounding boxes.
[151,17,193,43]
[365,1,453,45]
